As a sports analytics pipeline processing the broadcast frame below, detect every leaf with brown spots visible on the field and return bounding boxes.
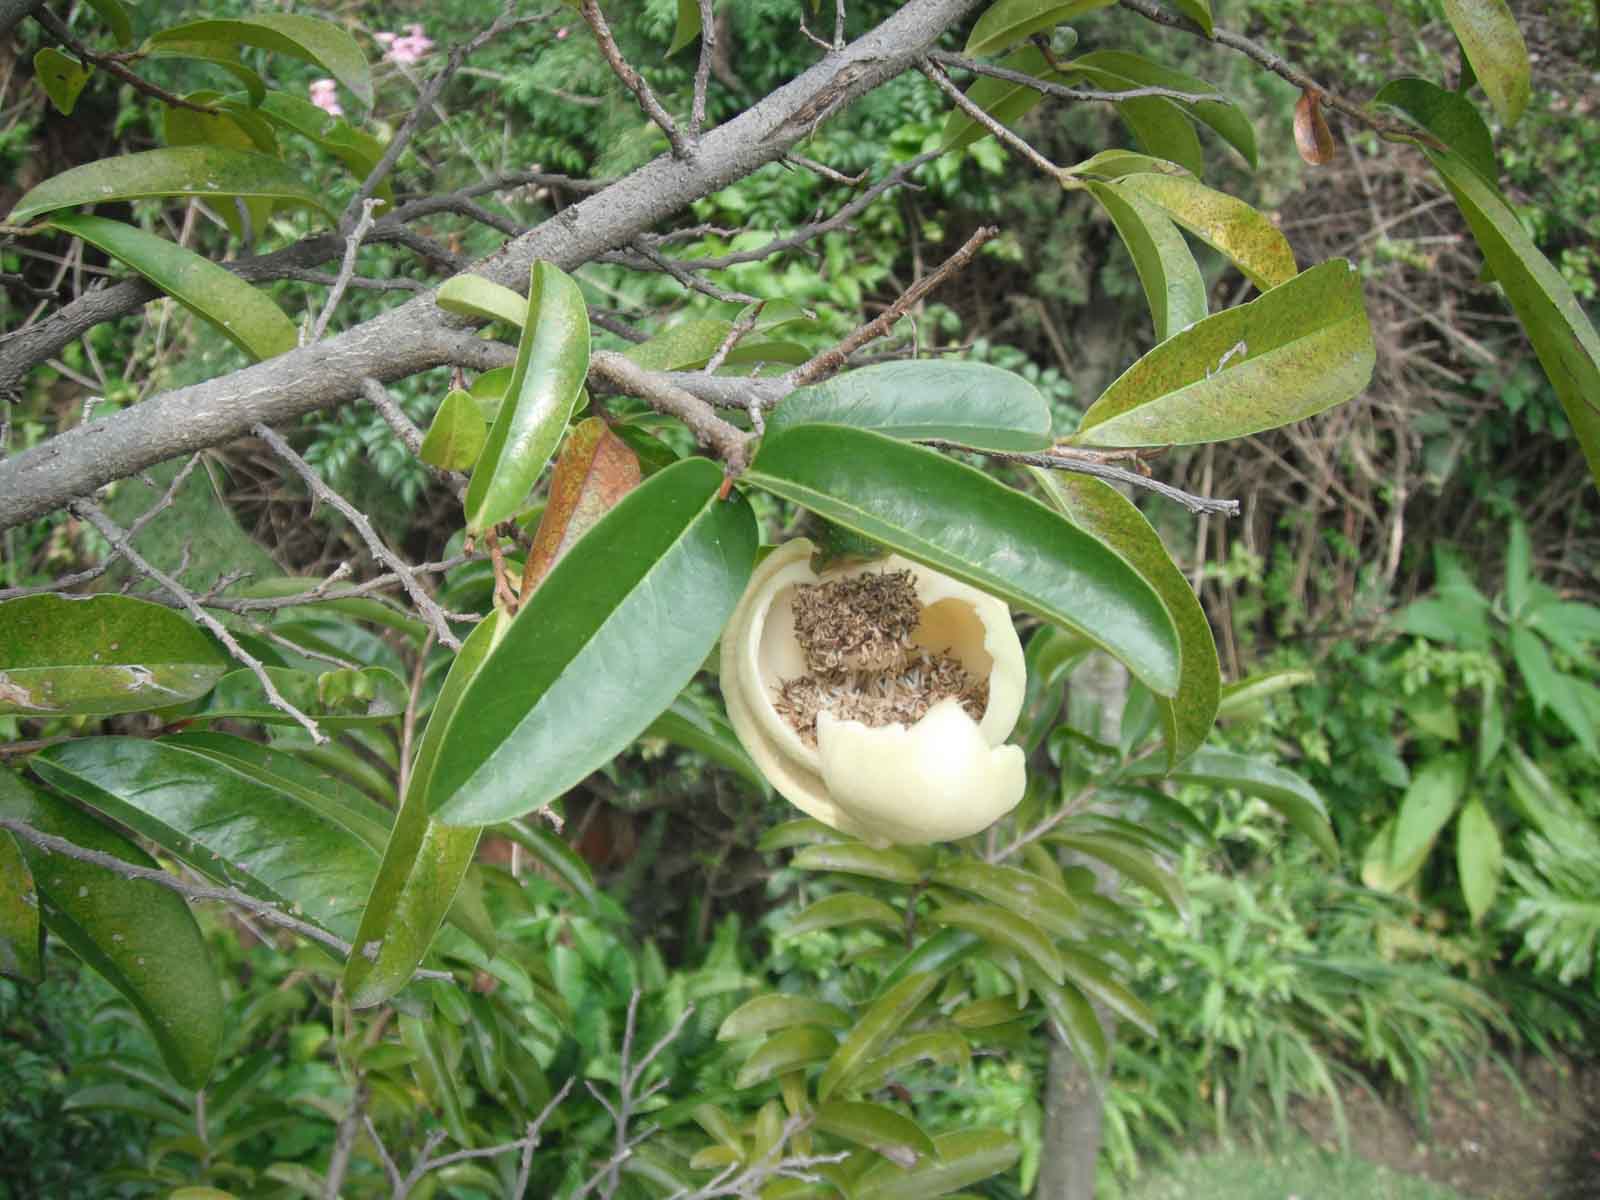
[520,418,642,595]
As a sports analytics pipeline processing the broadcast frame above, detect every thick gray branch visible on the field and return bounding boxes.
[0,0,983,534]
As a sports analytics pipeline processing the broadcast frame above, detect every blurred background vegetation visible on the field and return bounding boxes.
[2,1,1598,1197]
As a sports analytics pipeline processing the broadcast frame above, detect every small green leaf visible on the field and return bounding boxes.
[819,972,941,1100]
[1171,0,1213,35]
[436,274,527,327]
[932,902,1064,985]
[420,389,488,471]
[0,829,41,982]
[766,361,1053,450]
[1423,147,1600,489]
[965,0,1113,57]
[47,214,297,360]
[1035,473,1218,765]
[1440,0,1529,124]
[1115,172,1296,289]
[1085,181,1206,343]
[625,318,732,370]
[84,0,134,46]
[0,769,223,1087]
[464,262,590,534]
[816,1101,938,1168]
[34,49,93,116]
[0,594,228,716]
[792,842,924,884]
[719,994,853,1041]
[342,612,503,1009]
[940,45,1059,153]
[735,1025,838,1089]
[432,460,758,824]
[30,739,379,944]
[668,0,703,54]
[1073,259,1373,447]
[746,427,1181,695]
[1391,754,1468,872]
[9,145,336,224]
[1374,77,1497,188]
[786,892,903,936]
[1456,798,1502,925]
[193,666,407,727]
[855,1128,1021,1200]
[152,15,373,107]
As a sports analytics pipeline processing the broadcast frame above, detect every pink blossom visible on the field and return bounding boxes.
[308,78,342,117]
[378,23,434,66]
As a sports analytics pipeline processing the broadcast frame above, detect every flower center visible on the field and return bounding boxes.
[773,570,988,747]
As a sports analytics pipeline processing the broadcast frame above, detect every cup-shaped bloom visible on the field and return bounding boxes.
[721,539,1026,845]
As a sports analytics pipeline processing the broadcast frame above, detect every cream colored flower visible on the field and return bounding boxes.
[721,539,1026,845]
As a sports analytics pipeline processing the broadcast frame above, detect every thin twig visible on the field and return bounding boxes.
[690,0,716,137]
[790,225,998,386]
[359,377,467,497]
[920,59,1065,181]
[70,498,326,740]
[588,352,752,470]
[608,241,759,304]
[252,423,463,650]
[929,49,1226,105]
[0,817,450,982]
[580,0,690,158]
[311,199,380,342]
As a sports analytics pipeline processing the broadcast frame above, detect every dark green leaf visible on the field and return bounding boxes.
[420,389,488,471]
[1057,944,1154,1037]
[1215,668,1314,719]
[816,1101,938,1168]
[151,15,373,107]
[932,902,1064,985]
[1456,798,1502,925]
[792,841,923,884]
[734,1025,837,1088]
[786,893,904,937]
[767,361,1053,450]
[83,0,133,46]
[931,861,1079,938]
[941,45,1060,153]
[464,262,590,534]
[1440,0,1529,124]
[965,0,1113,57]
[853,1030,973,1093]
[1073,259,1373,447]
[0,769,222,1087]
[1397,595,1492,649]
[1171,0,1213,35]
[146,41,266,106]
[0,829,41,982]
[1084,181,1206,342]
[1028,966,1108,1074]
[247,92,390,198]
[47,214,297,360]
[1374,77,1497,187]
[644,695,769,796]
[9,146,336,224]
[1072,50,1255,168]
[875,928,983,1000]
[1108,93,1204,179]
[400,1014,469,1143]
[746,427,1181,695]
[1048,832,1187,918]
[34,49,93,116]
[855,1128,1021,1200]
[757,818,849,852]
[669,0,703,55]
[719,994,853,1040]
[0,594,227,716]
[432,459,758,824]
[819,972,941,1100]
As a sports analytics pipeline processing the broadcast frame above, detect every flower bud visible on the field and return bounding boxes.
[721,539,1026,845]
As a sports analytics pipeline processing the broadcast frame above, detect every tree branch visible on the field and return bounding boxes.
[588,351,752,470]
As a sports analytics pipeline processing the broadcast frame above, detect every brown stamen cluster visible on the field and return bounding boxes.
[773,571,987,747]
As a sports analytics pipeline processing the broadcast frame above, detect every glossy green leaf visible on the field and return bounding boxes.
[1115,172,1296,289]
[0,594,228,716]
[84,0,134,45]
[9,146,336,224]
[1074,259,1373,447]
[816,1101,938,1168]
[343,613,503,1008]
[748,426,1180,693]
[952,996,1026,1029]
[644,695,769,796]
[151,15,373,107]
[436,273,527,327]
[1126,747,1336,861]
[1441,0,1529,124]
[34,49,93,116]
[735,1025,838,1089]
[420,389,488,471]
[1072,50,1255,169]
[719,993,852,1040]
[965,0,1113,56]
[875,928,983,1000]
[1036,473,1218,765]
[932,861,1079,938]
[400,1014,469,1143]
[1048,832,1187,918]
[1374,77,1497,188]
[1066,149,1192,179]
[432,459,758,824]
[1085,181,1206,343]
[1423,147,1600,490]
[932,902,1064,985]
[464,262,590,534]
[146,41,266,106]
[47,214,297,360]
[0,769,222,1087]
[1171,0,1213,35]
[0,829,41,982]
[1108,93,1204,179]
[669,0,703,54]
[193,666,406,727]
[791,842,924,884]
[819,972,941,1101]
[786,892,905,936]
[624,318,732,370]
[855,1128,1021,1200]
[766,361,1053,450]
[757,818,849,852]
[161,94,277,242]
[1028,967,1109,1075]
[1057,945,1154,1037]
[853,1029,972,1093]
[1215,668,1315,719]
[940,46,1060,153]
[30,738,378,944]
[1391,754,1468,872]
[1457,798,1502,925]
